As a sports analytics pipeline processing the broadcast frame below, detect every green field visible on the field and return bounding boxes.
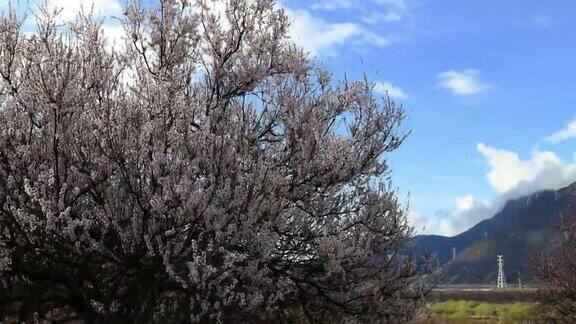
[420,300,534,323]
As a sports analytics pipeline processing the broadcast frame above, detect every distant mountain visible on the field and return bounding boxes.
[412,182,576,285]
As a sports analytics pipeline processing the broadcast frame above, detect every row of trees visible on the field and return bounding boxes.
[0,0,434,322]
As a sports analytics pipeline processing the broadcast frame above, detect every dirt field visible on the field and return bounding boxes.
[429,287,538,303]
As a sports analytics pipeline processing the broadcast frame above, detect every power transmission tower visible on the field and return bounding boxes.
[452,247,456,261]
[497,255,507,289]
[518,271,522,290]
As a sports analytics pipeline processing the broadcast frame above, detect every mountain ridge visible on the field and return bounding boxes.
[412,182,576,284]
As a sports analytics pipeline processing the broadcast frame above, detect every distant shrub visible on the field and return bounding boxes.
[475,303,497,317]
[444,310,469,322]
[428,300,535,323]
[506,303,532,321]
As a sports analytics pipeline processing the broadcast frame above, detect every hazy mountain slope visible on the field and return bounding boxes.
[412,195,531,264]
[412,182,576,284]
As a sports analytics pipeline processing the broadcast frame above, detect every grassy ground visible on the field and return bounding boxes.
[423,300,534,323]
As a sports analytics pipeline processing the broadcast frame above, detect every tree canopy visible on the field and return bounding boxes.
[0,0,433,322]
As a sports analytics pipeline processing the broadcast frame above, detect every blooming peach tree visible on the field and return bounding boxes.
[0,0,433,321]
[534,221,576,322]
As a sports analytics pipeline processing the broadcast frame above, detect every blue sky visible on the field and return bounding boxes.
[6,0,576,236]
[280,0,576,236]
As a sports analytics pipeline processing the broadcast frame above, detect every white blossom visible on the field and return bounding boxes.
[0,0,434,322]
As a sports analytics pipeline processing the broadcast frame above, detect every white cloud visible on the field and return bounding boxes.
[408,210,424,228]
[310,0,410,25]
[408,210,453,236]
[101,24,126,49]
[436,198,494,237]
[46,0,124,50]
[362,12,402,24]
[47,0,122,22]
[475,142,576,193]
[436,69,492,95]
[311,0,409,12]
[375,0,408,9]
[416,142,576,237]
[410,195,490,236]
[310,0,355,10]
[456,194,475,212]
[374,81,407,99]
[420,218,463,237]
[286,8,389,56]
[546,119,576,143]
[304,0,414,53]
[363,0,410,24]
[36,0,393,57]
[286,9,359,56]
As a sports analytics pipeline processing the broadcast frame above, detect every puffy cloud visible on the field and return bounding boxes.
[416,142,576,237]
[410,195,492,236]
[407,210,424,231]
[436,69,492,95]
[363,0,410,24]
[45,0,124,50]
[456,194,475,212]
[101,24,126,49]
[464,142,576,235]
[361,12,402,24]
[286,9,360,56]
[374,0,409,16]
[286,8,389,56]
[546,119,576,143]
[47,0,122,22]
[476,142,576,193]
[310,0,355,10]
[43,0,392,57]
[311,0,409,13]
[304,0,414,53]
[375,0,408,7]
[197,2,377,59]
[374,81,407,99]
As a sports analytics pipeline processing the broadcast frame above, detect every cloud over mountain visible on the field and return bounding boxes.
[412,142,576,236]
[477,143,576,194]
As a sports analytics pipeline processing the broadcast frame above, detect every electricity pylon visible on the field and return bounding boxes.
[497,255,507,289]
